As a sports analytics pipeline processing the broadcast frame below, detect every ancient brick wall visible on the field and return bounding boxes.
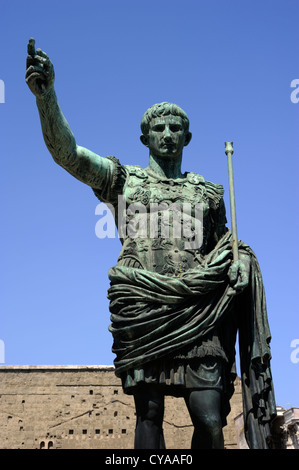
[0,365,242,449]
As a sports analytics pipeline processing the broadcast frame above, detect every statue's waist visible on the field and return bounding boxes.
[117,237,204,276]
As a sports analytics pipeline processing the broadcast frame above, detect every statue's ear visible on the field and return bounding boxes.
[184,132,192,147]
[140,134,149,147]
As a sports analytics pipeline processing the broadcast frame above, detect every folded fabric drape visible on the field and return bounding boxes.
[108,231,276,448]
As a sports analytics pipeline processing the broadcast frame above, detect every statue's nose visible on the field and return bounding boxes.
[164,127,172,141]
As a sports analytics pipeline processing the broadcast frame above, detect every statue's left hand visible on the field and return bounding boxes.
[227,256,250,296]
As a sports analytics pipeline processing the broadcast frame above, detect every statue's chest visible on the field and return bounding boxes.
[123,170,210,214]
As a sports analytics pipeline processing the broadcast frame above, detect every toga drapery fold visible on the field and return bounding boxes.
[107,231,276,448]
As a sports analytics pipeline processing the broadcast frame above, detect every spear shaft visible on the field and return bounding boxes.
[225,141,239,262]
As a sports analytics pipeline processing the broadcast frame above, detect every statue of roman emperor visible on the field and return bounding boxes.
[26,38,276,449]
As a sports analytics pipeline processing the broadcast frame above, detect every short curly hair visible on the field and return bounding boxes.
[140,102,190,135]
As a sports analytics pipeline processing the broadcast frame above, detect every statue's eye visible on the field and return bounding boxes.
[152,125,165,132]
[169,125,182,132]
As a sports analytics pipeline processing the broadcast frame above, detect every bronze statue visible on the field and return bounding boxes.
[25,38,276,449]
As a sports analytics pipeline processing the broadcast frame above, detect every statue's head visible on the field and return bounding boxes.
[140,102,190,135]
[140,102,192,158]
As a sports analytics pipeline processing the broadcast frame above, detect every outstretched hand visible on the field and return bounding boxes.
[25,38,55,98]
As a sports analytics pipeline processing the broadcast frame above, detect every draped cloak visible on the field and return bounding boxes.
[92,158,277,449]
[107,231,277,449]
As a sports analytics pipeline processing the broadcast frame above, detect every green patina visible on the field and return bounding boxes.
[26,38,276,449]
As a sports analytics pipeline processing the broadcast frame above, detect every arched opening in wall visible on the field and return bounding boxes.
[40,441,45,449]
[48,441,53,449]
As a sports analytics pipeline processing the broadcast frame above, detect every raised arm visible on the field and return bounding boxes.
[25,38,113,189]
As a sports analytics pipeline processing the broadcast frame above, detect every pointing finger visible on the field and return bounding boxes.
[27,38,36,57]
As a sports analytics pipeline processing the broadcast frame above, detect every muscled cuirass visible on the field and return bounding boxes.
[115,165,225,277]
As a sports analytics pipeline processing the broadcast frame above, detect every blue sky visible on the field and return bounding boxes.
[0,0,298,410]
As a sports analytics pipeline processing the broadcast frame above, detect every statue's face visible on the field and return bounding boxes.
[145,115,190,159]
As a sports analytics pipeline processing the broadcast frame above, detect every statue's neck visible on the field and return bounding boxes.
[148,153,183,179]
